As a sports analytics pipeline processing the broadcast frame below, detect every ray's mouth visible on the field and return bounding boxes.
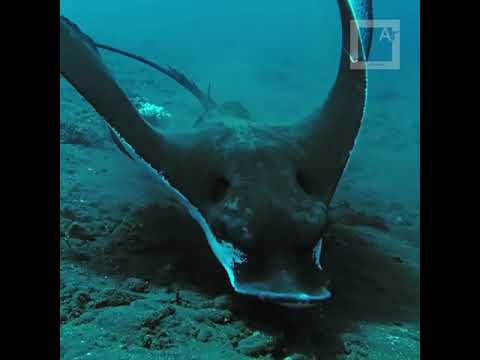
[233,285,332,307]
[226,238,331,307]
[191,207,330,307]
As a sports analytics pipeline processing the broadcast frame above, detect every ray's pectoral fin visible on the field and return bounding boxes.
[60,16,147,140]
[297,0,372,204]
[60,16,180,177]
[60,16,99,55]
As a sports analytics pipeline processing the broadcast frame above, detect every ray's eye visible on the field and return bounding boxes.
[296,170,313,195]
[211,176,230,202]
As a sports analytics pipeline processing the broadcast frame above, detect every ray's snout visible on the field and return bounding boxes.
[207,183,330,305]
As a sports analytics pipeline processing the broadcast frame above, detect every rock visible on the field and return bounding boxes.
[94,288,143,308]
[62,290,92,320]
[68,223,95,241]
[142,334,153,349]
[60,306,68,323]
[141,306,176,329]
[358,349,368,357]
[72,312,96,325]
[197,328,212,342]
[139,329,173,350]
[61,207,77,220]
[74,291,91,306]
[232,320,248,332]
[237,333,276,356]
[123,277,149,293]
[221,326,242,340]
[194,308,232,324]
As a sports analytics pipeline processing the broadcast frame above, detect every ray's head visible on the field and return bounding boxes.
[173,127,330,304]
[202,134,333,305]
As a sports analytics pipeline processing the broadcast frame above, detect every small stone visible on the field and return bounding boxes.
[142,335,153,349]
[61,207,77,220]
[237,333,276,356]
[222,326,242,340]
[194,308,232,324]
[72,312,96,325]
[197,328,212,342]
[94,288,142,308]
[141,306,176,329]
[74,291,91,306]
[68,223,95,241]
[123,277,149,293]
[358,349,368,357]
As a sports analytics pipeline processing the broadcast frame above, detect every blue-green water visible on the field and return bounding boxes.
[60,1,420,359]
